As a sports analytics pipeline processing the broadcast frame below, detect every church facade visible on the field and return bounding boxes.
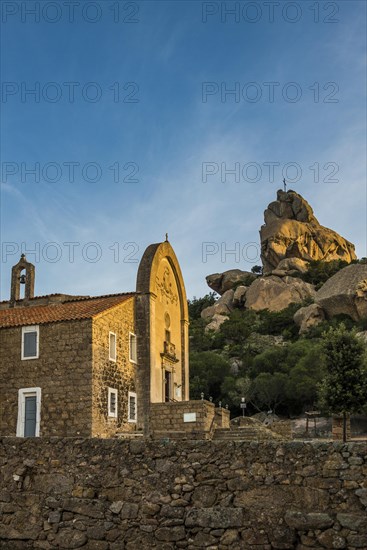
[0,241,189,438]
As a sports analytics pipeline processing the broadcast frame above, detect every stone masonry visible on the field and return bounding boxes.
[0,438,366,549]
[150,400,230,439]
[91,299,137,437]
[0,319,93,437]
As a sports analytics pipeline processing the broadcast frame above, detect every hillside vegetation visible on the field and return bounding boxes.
[188,264,367,418]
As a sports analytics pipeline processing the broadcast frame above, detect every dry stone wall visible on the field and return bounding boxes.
[0,438,366,549]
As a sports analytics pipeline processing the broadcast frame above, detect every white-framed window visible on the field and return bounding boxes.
[16,387,41,437]
[109,332,116,361]
[108,387,118,418]
[21,325,39,360]
[129,332,137,363]
[128,391,137,423]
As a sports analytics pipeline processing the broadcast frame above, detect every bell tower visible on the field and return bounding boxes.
[10,254,35,306]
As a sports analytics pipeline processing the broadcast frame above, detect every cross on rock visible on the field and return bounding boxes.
[283,178,287,192]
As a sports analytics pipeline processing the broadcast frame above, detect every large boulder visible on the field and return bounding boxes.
[245,275,316,312]
[272,258,309,277]
[293,303,325,334]
[315,263,367,321]
[206,270,256,295]
[232,285,248,307]
[261,190,356,273]
[205,314,228,333]
[201,289,234,320]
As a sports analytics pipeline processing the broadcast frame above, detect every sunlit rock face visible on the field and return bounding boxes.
[260,190,356,273]
[245,275,316,312]
[293,303,325,334]
[206,270,256,296]
[315,263,367,321]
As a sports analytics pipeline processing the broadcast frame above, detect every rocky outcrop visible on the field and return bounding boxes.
[271,257,309,277]
[315,263,367,321]
[206,270,256,295]
[245,276,316,312]
[201,192,361,326]
[201,289,234,322]
[294,303,325,334]
[261,190,356,273]
[232,285,248,307]
[205,314,228,332]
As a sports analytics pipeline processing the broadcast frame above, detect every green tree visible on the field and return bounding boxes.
[318,324,367,441]
[257,303,303,339]
[251,372,288,413]
[189,351,231,402]
[213,309,259,349]
[220,376,255,412]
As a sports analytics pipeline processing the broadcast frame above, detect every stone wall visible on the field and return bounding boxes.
[0,320,93,437]
[91,298,137,437]
[150,401,230,439]
[214,407,231,429]
[0,438,366,549]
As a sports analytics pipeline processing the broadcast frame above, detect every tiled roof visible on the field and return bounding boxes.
[0,293,135,328]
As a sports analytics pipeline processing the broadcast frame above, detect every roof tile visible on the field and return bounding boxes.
[0,294,135,328]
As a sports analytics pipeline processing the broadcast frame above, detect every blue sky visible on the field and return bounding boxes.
[0,0,366,300]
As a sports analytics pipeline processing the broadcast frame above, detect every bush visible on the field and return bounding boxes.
[257,303,303,339]
[212,309,259,348]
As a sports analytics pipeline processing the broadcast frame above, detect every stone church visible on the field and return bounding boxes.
[0,240,190,438]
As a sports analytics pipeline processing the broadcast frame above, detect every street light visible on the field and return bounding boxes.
[240,397,246,418]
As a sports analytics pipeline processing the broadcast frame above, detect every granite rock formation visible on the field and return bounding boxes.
[293,303,325,334]
[315,263,367,321]
[201,191,361,330]
[206,270,256,296]
[201,290,234,320]
[245,276,316,312]
[261,190,356,273]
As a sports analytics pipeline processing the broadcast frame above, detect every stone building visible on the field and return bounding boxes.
[0,240,190,438]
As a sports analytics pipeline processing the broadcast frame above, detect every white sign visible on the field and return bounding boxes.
[183,412,196,423]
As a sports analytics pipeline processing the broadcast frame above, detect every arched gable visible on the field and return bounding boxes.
[135,241,189,434]
[137,241,188,322]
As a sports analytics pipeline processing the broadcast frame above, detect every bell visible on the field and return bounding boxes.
[19,274,26,284]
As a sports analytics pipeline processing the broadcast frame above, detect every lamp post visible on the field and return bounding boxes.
[240,397,246,418]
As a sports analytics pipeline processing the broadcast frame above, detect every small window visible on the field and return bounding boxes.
[21,326,39,360]
[128,392,137,422]
[109,332,116,361]
[129,333,137,363]
[108,387,118,418]
[16,387,41,437]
